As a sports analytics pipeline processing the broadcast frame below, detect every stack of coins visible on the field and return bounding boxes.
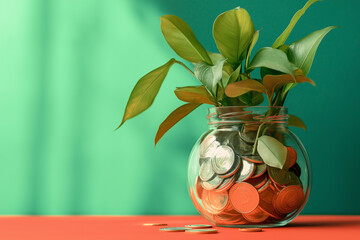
[194,130,305,225]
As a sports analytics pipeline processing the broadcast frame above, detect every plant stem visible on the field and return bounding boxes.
[175,60,195,77]
[252,122,266,155]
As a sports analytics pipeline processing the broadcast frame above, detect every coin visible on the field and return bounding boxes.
[202,189,229,215]
[228,132,253,155]
[229,182,259,213]
[257,179,271,193]
[268,166,300,186]
[199,157,207,166]
[199,158,215,181]
[212,145,235,174]
[216,172,237,192]
[274,185,305,214]
[239,228,263,232]
[286,146,297,168]
[236,159,255,182]
[246,174,268,189]
[143,223,167,226]
[185,229,218,234]
[201,175,223,190]
[252,163,267,178]
[200,136,220,158]
[160,227,190,232]
[185,224,212,229]
[242,155,264,164]
[219,155,241,178]
[242,207,269,223]
[239,129,257,144]
[257,187,284,220]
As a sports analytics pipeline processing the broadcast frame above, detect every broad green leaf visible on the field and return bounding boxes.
[272,0,322,49]
[288,114,307,130]
[225,79,266,98]
[245,30,259,69]
[257,135,287,169]
[118,59,176,128]
[239,91,264,106]
[155,103,201,145]
[160,15,212,65]
[194,59,226,96]
[206,52,233,87]
[287,26,337,75]
[224,64,241,87]
[174,86,216,105]
[213,7,255,66]
[247,47,297,77]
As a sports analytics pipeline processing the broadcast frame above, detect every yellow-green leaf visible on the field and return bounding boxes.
[258,136,288,169]
[155,103,201,145]
[272,0,322,49]
[118,59,176,128]
[160,15,212,65]
[225,79,266,98]
[194,59,226,96]
[245,30,259,69]
[174,86,216,105]
[213,7,255,66]
[288,114,307,130]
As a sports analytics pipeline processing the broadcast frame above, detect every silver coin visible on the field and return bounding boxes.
[242,155,264,163]
[236,159,255,182]
[160,227,191,232]
[214,130,233,144]
[239,128,257,144]
[200,136,220,158]
[185,224,212,229]
[199,158,215,181]
[257,178,271,193]
[201,175,223,190]
[211,145,235,175]
[219,155,241,178]
[185,229,218,234]
[228,132,253,155]
[252,163,267,178]
[199,157,207,166]
[216,171,238,192]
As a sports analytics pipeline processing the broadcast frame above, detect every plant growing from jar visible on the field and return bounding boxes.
[117,0,336,227]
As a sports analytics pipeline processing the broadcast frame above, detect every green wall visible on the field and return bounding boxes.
[0,0,359,215]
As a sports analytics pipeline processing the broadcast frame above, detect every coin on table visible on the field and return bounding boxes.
[228,132,253,155]
[143,223,167,226]
[202,189,229,215]
[239,228,263,232]
[185,224,212,229]
[199,158,215,181]
[274,185,305,214]
[236,159,255,182]
[185,229,218,234]
[160,227,190,232]
[219,155,241,178]
[212,145,235,175]
[201,174,223,190]
[229,182,259,213]
[242,206,269,223]
[252,163,267,178]
[242,155,264,164]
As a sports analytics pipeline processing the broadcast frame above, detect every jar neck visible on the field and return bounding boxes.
[207,106,288,129]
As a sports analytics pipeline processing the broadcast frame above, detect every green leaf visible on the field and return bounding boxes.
[247,47,297,77]
[288,114,307,130]
[272,0,322,49]
[213,7,255,66]
[174,85,216,105]
[155,103,201,145]
[263,74,296,100]
[194,59,226,96]
[224,64,241,87]
[257,135,288,169]
[118,59,176,128]
[160,15,212,65]
[239,91,264,106]
[225,79,266,98]
[245,30,259,69]
[287,26,337,75]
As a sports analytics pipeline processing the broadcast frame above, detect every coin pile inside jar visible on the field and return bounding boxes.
[195,130,305,225]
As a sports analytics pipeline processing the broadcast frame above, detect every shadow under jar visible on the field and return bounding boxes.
[187,106,311,228]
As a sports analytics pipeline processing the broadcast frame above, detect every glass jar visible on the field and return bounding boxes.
[187,106,311,227]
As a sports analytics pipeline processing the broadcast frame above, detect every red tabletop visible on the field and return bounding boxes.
[0,215,359,240]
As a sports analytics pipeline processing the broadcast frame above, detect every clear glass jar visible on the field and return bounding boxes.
[187,106,311,227]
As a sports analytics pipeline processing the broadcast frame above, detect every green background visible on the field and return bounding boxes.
[0,0,359,215]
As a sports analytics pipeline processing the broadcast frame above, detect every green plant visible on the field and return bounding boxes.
[117,0,336,146]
